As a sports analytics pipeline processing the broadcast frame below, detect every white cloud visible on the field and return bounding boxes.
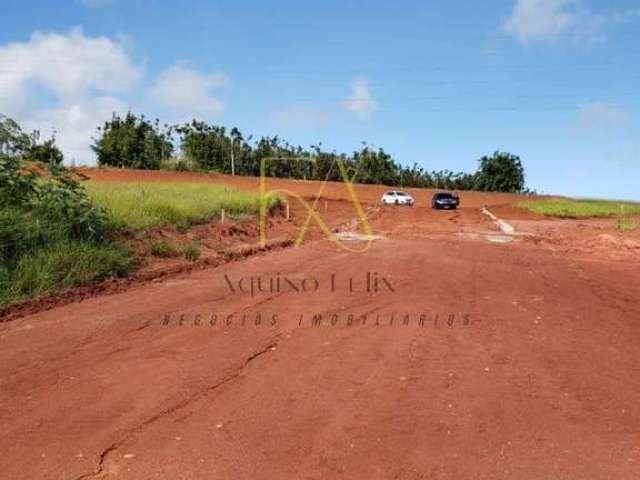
[503,0,580,43]
[343,78,378,118]
[0,27,141,165]
[269,105,329,129]
[0,29,234,164]
[26,96,129,164]
[149,64,228,118]
[0,27,141,104]
[578,102,629,128]
[503,0,639,44]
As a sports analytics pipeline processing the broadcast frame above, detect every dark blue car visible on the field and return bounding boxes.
[431,192,460,210]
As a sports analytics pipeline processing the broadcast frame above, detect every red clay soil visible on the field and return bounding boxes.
[1,171,640,479]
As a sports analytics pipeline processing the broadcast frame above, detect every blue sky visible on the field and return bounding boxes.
[1,0,639,199]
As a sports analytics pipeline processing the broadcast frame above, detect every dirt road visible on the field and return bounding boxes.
[2,183,640,479]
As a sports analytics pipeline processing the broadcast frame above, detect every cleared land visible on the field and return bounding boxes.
[1,169,639,480]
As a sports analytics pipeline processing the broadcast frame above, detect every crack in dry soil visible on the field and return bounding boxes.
[73,340,279,480]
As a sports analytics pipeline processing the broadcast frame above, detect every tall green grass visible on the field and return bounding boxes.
[86,181,280,232]
[518,198,640,218]
[0,240,130,304]
[0,207,131,305]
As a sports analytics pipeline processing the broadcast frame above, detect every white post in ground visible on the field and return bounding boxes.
[286,201,290,221]
[220,208,225,224]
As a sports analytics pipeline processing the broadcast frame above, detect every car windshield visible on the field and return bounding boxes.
[435,193,455,199]
[396,192,408,196]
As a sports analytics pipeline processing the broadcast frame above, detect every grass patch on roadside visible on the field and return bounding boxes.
[149,239,180,258]
[1,240,130,304]
[518,198,640,218]
[184,243,200,262]
[86,181,280,232]
[616,217,638,232]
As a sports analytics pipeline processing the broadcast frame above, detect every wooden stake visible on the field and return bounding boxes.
[220,208,225,224]
[286,201,290,221]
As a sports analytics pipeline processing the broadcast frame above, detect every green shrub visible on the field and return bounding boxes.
[0,156,39,207]
[150,239,180,257]
[616,217,638,232]
[24,138,64,165]
[184,244,200,262]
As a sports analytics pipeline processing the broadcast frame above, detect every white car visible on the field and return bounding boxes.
[381,190,415,206]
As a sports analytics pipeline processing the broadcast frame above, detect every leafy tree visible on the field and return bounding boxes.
[0,115,31,156]
[450,172,476,190]
[175,121,232,172]
[473,151,525,193]
[251,136,304,178]
[92,113,173,169]
[310,144,344,182]
[24,136,64,166]
[229,127,254,175]
[352,147,400,185]
[1,116,64,166]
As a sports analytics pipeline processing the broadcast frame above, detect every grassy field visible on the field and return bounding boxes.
[518,198,640,218]
[86,181,280,232]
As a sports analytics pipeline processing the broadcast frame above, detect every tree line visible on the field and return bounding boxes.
[2,112,528,193]
[92,113,526,192]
